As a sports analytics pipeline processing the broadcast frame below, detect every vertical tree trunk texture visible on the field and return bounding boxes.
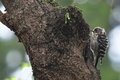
[0,0,101,80]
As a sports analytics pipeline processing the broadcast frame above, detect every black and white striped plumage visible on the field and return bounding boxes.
[90,27,108,67]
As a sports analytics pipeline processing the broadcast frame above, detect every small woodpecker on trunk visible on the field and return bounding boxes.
[90,27,108,68]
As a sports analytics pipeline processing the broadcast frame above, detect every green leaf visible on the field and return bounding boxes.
[66,13,70,20]
[20,62,31,70]
[65,13,70,24]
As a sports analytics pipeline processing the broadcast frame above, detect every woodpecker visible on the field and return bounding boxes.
[90,27,108,68]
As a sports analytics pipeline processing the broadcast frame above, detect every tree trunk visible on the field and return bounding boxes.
[0,0,101,80]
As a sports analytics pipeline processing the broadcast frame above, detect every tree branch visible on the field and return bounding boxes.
[0,0,101,80]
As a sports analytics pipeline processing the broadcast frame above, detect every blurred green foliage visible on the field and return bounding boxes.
[0,0,119,80]
[0,36,26,80]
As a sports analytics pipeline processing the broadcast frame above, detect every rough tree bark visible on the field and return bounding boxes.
[0,0,101,80]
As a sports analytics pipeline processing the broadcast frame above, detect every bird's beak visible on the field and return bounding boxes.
[90,30,93,32]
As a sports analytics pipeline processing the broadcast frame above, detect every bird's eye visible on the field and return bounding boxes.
[94,28,98,33]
